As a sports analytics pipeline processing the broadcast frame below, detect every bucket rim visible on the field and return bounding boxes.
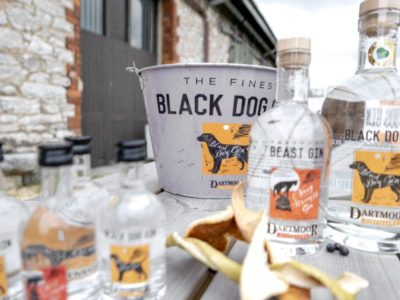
[138,62,276,74]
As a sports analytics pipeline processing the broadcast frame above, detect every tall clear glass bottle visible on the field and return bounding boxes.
[0,142,28,299]
[246,38,331,256]
[21,144,99,300]
[322,0,400,253]
[64,136,109,224]
[97,140,166,299]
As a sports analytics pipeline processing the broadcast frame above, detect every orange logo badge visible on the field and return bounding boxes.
[351,150,400,206]
[269,168,321,221]
[110,244,149,284]
[198,123,250,175]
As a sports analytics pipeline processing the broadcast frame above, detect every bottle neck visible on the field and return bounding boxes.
[357,24,398,73]
[41,166,71,200]
[276,66,309,105]
[120,161,145,191]
[71,154,91,186]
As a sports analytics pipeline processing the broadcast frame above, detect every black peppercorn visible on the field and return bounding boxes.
[326,243,336,253]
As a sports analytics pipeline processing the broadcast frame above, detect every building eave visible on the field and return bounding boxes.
[210,0,277,64]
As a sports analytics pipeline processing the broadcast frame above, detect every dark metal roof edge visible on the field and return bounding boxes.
[210,0,277,61]
[241,0,277,44]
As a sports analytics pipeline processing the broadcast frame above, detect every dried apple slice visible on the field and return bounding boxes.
[185,205,245,252]
[231,182,264,243]
[270,261,368,300]
[166,232,241,282]
[240,214,289,300]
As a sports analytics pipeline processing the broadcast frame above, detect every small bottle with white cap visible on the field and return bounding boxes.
[322,0,400,253]
[246,37,331,256]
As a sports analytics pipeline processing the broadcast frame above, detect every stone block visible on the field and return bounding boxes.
[0,53,18,66]
[53,17,74,34]
[0,11,7,26]
[0,114,18,123]
[28,36,53,55]
[51,75,71,87]
[0,66,28,85]
[0,123,19,133]
[2,153,37,173]
[18,114,62,125]
[21,82,66,102]
[0,27,24,49]
[41,103,60,114]
[34,0,65,17]
[6,5,42,31]
[29,72,50,83]
[17,54,44,72]
[0,96,40,114]
[54,47,74,64]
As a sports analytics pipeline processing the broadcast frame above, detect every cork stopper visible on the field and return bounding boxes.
[276,37,311,68]
[360,0,400,16]
[359,0,400,33]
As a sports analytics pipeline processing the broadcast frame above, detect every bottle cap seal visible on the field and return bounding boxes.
[65,136,92,155]
[39,143,73,167]
[117,140,147,162]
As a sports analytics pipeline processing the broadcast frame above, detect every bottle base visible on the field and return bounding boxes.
[269,239,324,257]
[326,220,400,254]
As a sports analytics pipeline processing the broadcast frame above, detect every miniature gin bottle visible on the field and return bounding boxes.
[0,142,28,299]
[322,0,400,253]
[21,144,99,300]
[97,140,166,299]
[64,136,109,223]
[246,38,331,256]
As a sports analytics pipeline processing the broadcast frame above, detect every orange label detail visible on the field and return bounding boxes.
[21,207,96,276]
[25,266,67,300]
[351,150,400,207]
[198,123,250,175]
[269,168,321,221]
[0,256,8,297]
[110,244,149,284]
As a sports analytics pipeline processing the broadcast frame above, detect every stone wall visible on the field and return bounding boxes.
[0,0,80,175]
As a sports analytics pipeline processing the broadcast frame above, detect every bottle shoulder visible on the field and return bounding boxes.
[325,71,400,103]
[100,189,166,226]
[0,193,29,221]
[253,103,328,142]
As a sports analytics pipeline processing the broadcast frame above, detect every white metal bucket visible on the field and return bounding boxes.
[132,63,276,198]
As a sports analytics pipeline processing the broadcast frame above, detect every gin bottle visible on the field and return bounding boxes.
[97,140,166,299]
[322,0,400,253]
[0,142,28,299]
[21,144,99,299]
[64,136,109,224]
[246,38,331,256]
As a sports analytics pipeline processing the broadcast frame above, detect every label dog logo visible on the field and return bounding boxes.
[198,123,250,175]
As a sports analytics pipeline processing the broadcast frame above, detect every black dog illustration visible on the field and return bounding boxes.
[197,133,248,173]
[273,180,297,196]
[22,244,95,267]
[111,254,147,282]
[273,180,297,211]
[350,161,400,203]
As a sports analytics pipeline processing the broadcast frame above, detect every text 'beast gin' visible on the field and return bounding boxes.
[97,140,166,299]
[246,38,331,256]
[322,0,400,253]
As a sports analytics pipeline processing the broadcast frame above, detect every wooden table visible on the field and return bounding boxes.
[95,162,400,300]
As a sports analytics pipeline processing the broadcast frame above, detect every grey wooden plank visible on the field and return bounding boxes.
[201,241,248,300]
[300,250,400,300]
[201,241,400,300]
[160,190,232,299]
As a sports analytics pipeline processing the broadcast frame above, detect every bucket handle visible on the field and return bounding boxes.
[126,61,144,90]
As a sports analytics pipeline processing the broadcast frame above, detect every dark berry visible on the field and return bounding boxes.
[326,243,336,253]
[334,243,343,250]
[339,246,350,256]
